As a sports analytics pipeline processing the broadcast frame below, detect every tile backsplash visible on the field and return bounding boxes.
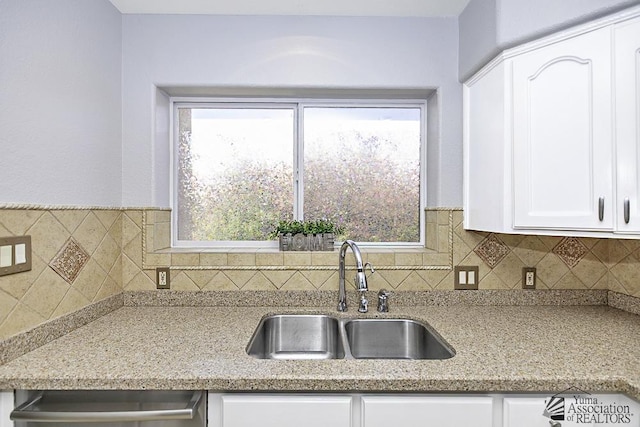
[0,207,639,340]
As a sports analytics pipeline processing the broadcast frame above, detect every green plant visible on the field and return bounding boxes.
[269,219,345,239]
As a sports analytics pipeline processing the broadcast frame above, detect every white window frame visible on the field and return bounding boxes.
[170,97,427,249]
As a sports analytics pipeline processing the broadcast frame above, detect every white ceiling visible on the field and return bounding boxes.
[108,0,471,17]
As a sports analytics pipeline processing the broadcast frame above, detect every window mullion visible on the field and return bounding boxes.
[294,104,305,221]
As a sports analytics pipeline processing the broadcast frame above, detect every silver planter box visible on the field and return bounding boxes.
[278,233,335,251]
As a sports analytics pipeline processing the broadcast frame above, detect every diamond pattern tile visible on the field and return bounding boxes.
[49,238,89,284]
[474,233,510,268]
[553,237,588,268]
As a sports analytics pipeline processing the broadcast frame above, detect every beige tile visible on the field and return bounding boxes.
[0,289,18,324]
[536,253,569,288]
[423,253,450,266]
[366,271,392,291]
[171,271,199,291]
[458,251,491,281]
[93,234,120,273]
[51,287,90,318]
[144,226,155,256]
[437,224,450,253]
[376,270,411,289]
[153,210,172,223]
[578,237,600,250]
[261,271,295,289]
[200,253,228,266]
[223,270,256,288]
[153,222,171,251]
[95,276,121,302]
[591,240,610,264]
[479,270,508,289]
[609,240,631,266]
[145,253,171,266]
[425,223,437,250]
[122,255,142,287]
[73,212,108,255]
[284,252,312,266]
[610,254,640,295]
[512,236,548,266]
[122,214,141,247]
[108,255,123,287]
[592,274,609,290]
[51,210,89,234]
[395,252,423,266]
[21,267,70,319]
[124,211,143,228]
[0,253,46,300]
[124,271,156,291]
[311,252,336,266]
[437,210,450,225]
[396,271,431,291]
[364,252,395,267]
[300,270,334,288]
[185,270,217,288]
[255,252,284,265]
[94,210,120,230]
[554,271,588,289]
[0,302,46,340]
[0,210,44,235]
[416,269,449,288]
[492,252,524,288]
[318,272,340,290]
[498,233,526,248]
[434,271,455,290]
[108,214,122,247]
[171,253,200,266]
[0,222,12,238]
[281,272,316,290]
[242,272,277,290]
[451,210,464,227]
[123,233,143,268]
[608,273,627,294]
[453,226,486,253]
[425,210,437,225]
[202,272,239,291]
[73,259,107,301]
[228,253,256,266]
[27,212,70,262]
[572,251,607,288]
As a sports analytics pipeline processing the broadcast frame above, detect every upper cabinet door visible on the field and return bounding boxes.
[512,27,613,230]
[615,17,640,233]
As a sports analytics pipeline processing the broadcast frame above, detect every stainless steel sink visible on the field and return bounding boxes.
[246,314,454,360]
[246,314,345,359]
[344,318,455,360]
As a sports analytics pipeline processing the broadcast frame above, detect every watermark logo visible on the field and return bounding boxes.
[542,388,636,425]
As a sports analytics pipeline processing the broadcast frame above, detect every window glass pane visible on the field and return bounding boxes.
[177,107,294,241]
[303,107,421,242]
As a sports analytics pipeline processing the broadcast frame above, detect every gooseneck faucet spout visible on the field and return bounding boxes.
[337,240,373,312]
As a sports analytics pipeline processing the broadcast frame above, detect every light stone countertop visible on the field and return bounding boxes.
[0,305,638,400]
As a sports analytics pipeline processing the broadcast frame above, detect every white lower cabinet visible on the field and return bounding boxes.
[361,395,494,427]
[0,391,12,427]
[210,394,352,427]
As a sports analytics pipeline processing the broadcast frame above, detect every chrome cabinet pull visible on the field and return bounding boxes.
[624,198,630,224]
[598,197,605,221]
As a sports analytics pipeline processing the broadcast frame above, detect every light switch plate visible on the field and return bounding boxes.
[0,236,31,277]
[454,266,479,290]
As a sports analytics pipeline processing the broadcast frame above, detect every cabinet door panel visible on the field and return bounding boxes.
[221,395,351,427]
[361,395,493,427]
[504,397,595,427]
[615,16,640,232]
[513,27,613,230]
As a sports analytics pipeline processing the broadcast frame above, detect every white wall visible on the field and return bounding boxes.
[458,0,639,80]
[121,14,462,207]
[0,0,122,206]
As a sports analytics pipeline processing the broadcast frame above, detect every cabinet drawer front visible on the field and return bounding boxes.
[221,395,351,427]
[362,396,493,427]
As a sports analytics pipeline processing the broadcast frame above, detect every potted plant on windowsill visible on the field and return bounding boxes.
[270,219,344,251]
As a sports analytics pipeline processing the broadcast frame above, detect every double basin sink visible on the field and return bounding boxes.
[246,314,455,360]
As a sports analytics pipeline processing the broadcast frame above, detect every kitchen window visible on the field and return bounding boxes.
[172,98,426,248]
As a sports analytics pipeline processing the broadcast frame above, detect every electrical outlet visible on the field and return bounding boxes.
[156,267,170,289]
[454,266,479,290]
[522,267,536,289]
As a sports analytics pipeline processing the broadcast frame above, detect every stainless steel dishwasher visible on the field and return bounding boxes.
[11,390,206,426]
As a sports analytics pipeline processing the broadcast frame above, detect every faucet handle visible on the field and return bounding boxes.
[377,289,390,312]
[358,292,368,313]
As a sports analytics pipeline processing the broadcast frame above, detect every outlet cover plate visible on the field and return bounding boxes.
[522,267,536,289]
[454,266,479,290]
[156,267,170,289]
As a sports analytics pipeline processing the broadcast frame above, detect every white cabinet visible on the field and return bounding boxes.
[512,27,613,231]
[211,394,351,427]
[464,7,640,238]
[0,391,12,427]
[361,395,494,427]
[614,16,640,233]
[504,397,592,427]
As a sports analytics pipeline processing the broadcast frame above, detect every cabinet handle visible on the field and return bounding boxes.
[624,198,630,224]
[598,197,605,221]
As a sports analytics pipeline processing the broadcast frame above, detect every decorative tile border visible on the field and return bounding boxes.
[140,209,456,271]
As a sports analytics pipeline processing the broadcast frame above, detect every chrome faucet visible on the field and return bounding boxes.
[337,240,374,312]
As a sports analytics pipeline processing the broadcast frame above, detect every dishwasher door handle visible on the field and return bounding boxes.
[11,390,204,423]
